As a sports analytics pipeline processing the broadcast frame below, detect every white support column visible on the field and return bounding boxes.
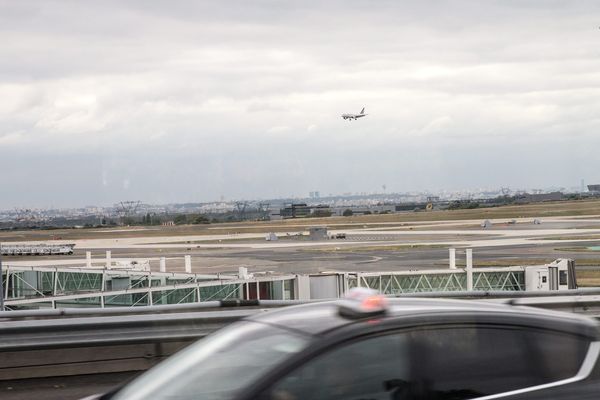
[53,271,59,296]
[159,257,166,273]
[105,250,111,269]
[6,267,10,300]
[101,270,106,292]
[449,248,456,269]
[184,255,192,274]
[295,275,311,300]
[466,248,473,291]
[86,251,92,268]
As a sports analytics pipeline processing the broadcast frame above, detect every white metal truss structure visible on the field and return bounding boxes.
[1,264,532,310]
[349,267,525,294]
[0,265,263,309]
[2,277,297,310]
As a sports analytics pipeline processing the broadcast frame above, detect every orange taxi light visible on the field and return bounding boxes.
[361,295,387,311]
[339,288,387,319]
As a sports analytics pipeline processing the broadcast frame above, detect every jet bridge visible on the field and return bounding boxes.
[0,259,576,310]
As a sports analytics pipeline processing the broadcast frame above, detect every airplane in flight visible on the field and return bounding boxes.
[341,107,367,120]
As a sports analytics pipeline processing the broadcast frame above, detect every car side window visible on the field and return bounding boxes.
[264,332,411,400]
[525,329,589,381]
[261,325,590,400]
[409,327,538,399]
[408,326,589,399]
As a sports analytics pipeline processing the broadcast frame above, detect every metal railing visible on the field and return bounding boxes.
[2,290,600,381]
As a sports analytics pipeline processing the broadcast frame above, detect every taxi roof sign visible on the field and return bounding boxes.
[338,288,388,319]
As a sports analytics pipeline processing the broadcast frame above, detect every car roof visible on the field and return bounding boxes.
[247,297,600,339]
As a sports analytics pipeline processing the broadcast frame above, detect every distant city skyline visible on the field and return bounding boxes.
[1,1,599,209]
[0,183,589,212]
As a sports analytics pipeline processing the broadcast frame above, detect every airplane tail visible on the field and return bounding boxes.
[360,107,365,114]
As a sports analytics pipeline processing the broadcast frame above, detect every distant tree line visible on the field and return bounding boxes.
[121,212,211,226]
[308,209,333,218]
[448,201,480,210]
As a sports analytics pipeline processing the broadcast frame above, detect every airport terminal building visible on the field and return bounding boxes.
[588,184,600,194]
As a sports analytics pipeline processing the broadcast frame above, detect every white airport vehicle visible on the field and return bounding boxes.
[0,244,75,256]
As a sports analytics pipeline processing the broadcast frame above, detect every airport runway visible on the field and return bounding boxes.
[4,216,600,275]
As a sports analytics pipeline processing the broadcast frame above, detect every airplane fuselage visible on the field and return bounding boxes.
[341,114,367,120]
[341,108,367,120]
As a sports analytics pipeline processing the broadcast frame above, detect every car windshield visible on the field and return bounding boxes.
[110,321,310,400]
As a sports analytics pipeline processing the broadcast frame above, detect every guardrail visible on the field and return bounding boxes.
[2,290,600,381]
[0,299,323,380]
[395,288,600,316]
[0,300,308,380]
[0,309,257,380]
[0,299,307,320]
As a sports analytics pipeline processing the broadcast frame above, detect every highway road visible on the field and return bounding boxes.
[0,372,137,400]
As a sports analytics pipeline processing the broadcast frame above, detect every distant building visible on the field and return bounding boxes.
[309,226,328,241]
[269,210,283,221]
[310,205,332,217]
[280,203,311,219]
[162,221,175,226]
[395,203,428,212]
[332,205,395,216]
[588,184,600,194]
[515,192,564,203]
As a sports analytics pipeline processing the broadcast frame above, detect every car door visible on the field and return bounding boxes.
[252,323,592,400]
[255,330,412,400]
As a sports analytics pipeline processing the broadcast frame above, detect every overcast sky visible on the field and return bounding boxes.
[1,1,600,208]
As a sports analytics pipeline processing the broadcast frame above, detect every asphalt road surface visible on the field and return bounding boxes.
[4,216,600,275]
[0,372,138,400]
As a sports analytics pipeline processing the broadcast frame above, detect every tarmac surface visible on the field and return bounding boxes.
[4,215,600,274]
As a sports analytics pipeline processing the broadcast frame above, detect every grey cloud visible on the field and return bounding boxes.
[1,1,600,208]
